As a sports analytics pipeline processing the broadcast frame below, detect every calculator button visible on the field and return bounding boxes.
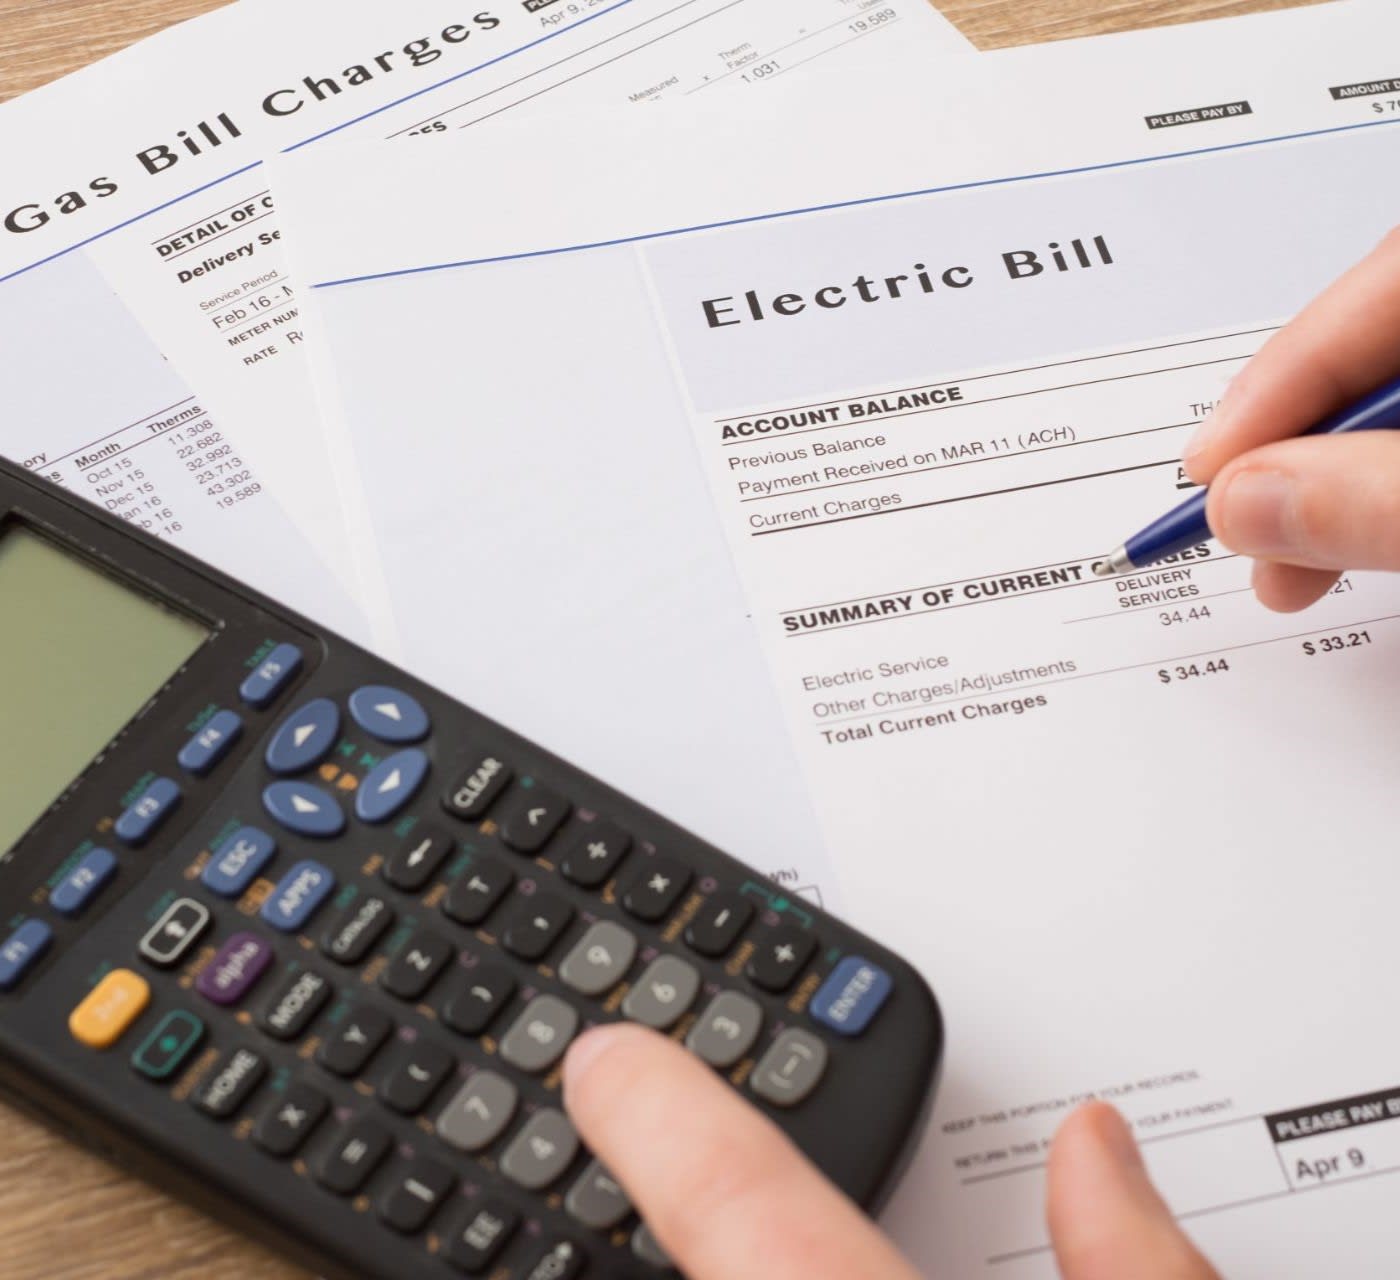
[202,826,277,898]
[565,1159,632,1230]
[261,781,345,838]
[522,1240,587,1280]
[49,846,117,917]
[622,955,700,1031]
[264,697,340,774]
[620,857,691,922]
[500,891,574,962]
[383,825,454,892]
[559,921,637,997]
[317,1004,393,1077]
[194,1047,267,1118]
[253,1081,329,1156]
[379,1039,455,1114]
[139,898,211,968]
[114,777,181,846]
[435,1071,518,1152]
[442,1199,519,1273]
[559,821,631,888]
[441,858,513,926]
[632,1224,675,1271]
[239,642,303,708]
[349,685,430,744]
[69,969,150,1048]
[380,928,454,1001]
[259,968,332,1040]
[177,709,243,776]
[356,748,430,824]
[751,1028,828,1108]
[315,1116,393,1194]
[684,892,754,958]
[131,1010,204,1081]
[378,1155,455,1233]
[809,956,892,1037]
[442,753,512,821]
[499,994,579,1073]
[498,787,570,854]
[261,859,336,932]
[196,932,274,1006]
[500,1108,579,1190]
[746,923,817,993]
[320,895,394,965]
[686,991,763,1068]
[440,964,516,1036]
[0,920,52,991]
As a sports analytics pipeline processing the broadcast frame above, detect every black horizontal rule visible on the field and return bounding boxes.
[1266,1086,1400,1143]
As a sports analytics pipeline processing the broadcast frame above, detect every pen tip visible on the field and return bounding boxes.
[1092,547,1134,577]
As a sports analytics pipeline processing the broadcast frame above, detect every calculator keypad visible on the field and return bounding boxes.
[4,634,926,1280]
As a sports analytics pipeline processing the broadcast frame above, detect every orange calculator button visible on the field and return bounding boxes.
[69,969,151,1048]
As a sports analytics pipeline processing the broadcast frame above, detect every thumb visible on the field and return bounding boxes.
[1206,431,1400,573]
[1047,1103,1219,1280]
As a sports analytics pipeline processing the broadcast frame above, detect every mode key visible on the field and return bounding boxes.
[442,753,512,822]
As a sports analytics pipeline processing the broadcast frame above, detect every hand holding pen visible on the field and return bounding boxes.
[1098,229,1400,610]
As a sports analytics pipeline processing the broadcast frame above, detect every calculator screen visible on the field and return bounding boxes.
[0,526,209,856]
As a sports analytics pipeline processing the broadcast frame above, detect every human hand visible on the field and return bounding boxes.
[1182,227,1400,611]
[562,1023,1219,1279]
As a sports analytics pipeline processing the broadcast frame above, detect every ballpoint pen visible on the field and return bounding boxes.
[1093,373,1400,577]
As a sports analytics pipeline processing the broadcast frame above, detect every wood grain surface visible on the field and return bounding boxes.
[0,0,1322,1276]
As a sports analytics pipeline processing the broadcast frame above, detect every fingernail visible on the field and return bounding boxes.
[1181,380,1241,480]
[1214,468,1300,557]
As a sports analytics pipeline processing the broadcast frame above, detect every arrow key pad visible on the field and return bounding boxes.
[500,891,574,962]
[558,921,637,997]
[499,787,570,854]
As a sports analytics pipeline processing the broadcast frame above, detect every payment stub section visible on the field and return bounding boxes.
[642,118,1400,1274]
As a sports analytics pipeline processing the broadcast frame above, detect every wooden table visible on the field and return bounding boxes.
[0,0,1323,1274]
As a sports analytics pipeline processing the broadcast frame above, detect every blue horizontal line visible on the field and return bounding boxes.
[310,113,1400,290]
[0,0,641,286]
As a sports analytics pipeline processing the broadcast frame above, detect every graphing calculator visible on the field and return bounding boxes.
[0,454,943,1279]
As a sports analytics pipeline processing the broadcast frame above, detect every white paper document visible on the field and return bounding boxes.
[273,1,1400,1272]
[0,0,969,605]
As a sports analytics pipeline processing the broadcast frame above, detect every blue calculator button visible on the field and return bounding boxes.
[262,781,345,838]
[49,847,118,917]
[177,709,243,776]
[0,920,52,991]
[355,749,430,825]
[265,698,341,775]
[239,643,304,709]
[203,826,278,897]
[809,957,893,1037]
[115,777,182,846]
[262,860,337,932]
[348,686,430,744]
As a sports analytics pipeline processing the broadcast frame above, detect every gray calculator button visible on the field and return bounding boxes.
[500,1108,579,1190]
[500,994,579,1073]
[436,1071,518,1152]
[565,1158,632,1230]
[632,1223,675,1271]
[621,955,700,1030]
[685,991,763,1068]
[559,921,637,997]
[751,1029,828,1108]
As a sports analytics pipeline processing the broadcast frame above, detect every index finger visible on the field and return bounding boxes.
[562,1023,920,1280]
[1183,225,1400,485]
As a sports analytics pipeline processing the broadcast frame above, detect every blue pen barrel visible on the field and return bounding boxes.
[1120,374,1400,571]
